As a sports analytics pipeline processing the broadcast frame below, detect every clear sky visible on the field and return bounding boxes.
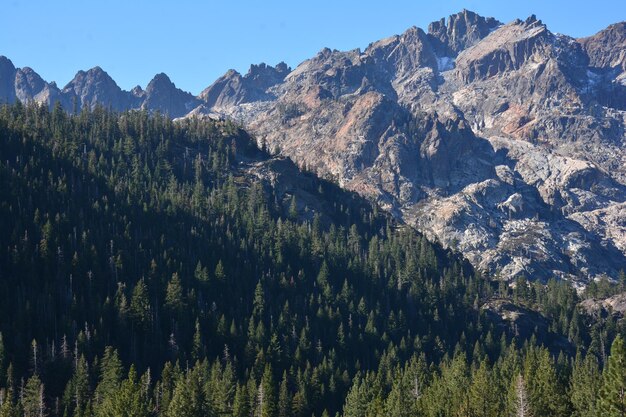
[2,0,625,95]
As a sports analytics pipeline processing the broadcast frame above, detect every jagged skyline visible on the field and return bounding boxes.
[2,0,624,94]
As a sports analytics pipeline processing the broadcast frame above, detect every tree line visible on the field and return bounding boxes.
[0,102,624,416]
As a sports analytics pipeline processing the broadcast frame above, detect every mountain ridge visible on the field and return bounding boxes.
[1,9,625,283]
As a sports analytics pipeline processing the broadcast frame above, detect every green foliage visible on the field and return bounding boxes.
[0,103,622,417]
[599,337,626,416]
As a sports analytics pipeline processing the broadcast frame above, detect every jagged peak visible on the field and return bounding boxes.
[0,55,16,69]
[147,72,175,90]
[223,68,241,78]
[428,9,501,55]
[131,85,144,97]
[275,61,291,74]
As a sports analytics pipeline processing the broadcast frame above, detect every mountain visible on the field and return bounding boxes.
[191,10,626,284]
[0,9,625,283]
[0,60,196,117]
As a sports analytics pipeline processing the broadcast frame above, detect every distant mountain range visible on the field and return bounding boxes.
[1,9,625,283]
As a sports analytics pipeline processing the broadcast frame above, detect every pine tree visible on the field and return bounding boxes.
[383,373,416,417]
[21,374,45,417]
[257,366,276,417]
[97,366,150,417]
[191,319,205,361]
[253,281,265,318]
[570,351,600,417]
[278,371,291,417]
[167,367,210,417]
[468,359,499,417]
[525,348,569,417]
[165,273,184,313]
[130,279,152,330]
[512,374,532,417]
[288,195,298,221]
[214,261,226,282]
[599,337,626,417]
[232,384,250,417]
[63,355,90,417]
[94,347,123,411]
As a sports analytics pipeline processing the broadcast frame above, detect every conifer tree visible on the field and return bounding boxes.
[599,337,626,417]
[130,279,152,330]
[165,273,184,313]
[94,347,123,412]
[570,351,600,417]
[21,374,45,417]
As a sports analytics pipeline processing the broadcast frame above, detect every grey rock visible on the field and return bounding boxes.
[63,66,134,111]
[142,73,200,118]
[193,10,626,283]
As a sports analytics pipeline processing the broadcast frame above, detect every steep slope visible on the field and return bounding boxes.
[0,58,199,116]
[0,10,624,282]
[63,66,135,110]
[192,11,626,283]
[140,72,200,117]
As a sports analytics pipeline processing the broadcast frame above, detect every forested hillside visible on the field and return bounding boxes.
[0,102,624,417]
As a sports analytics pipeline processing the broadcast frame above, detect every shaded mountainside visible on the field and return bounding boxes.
[1,9,625,283]
[2,102,626,417]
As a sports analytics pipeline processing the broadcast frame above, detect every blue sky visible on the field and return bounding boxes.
[2,0,625,94]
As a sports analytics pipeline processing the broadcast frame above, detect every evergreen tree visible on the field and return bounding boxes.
[570,351,601,417]
[165,273,184,313]
[21,374,45,417]
[167,367,211,417]
[599,337,626,417]
[257,366,276,417]
[97,366,150,417]
[94,347,123,411]
[130,279,152,330]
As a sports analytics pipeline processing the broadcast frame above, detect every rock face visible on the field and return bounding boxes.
[0,58,199,117]
[199,62,290,109]
[191,11,626,283]
[141,73,200,118]
[580,292,626,318]
[0,10,624,284]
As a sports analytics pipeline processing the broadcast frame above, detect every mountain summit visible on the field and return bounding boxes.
[1,10,625,283]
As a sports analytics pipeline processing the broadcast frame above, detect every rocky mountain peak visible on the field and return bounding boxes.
[63,66,130,111]
[196,10,626,283]
[579,21,626,70]
[428,9,501,56]
[131,85,145,98]
[198,62,291,110]
[244,62,292,90]
[146,72,175,91]
[0,56,17,103]
[142,72,199,118]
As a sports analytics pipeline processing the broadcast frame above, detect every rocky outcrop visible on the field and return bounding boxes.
[0,57,69,108]
[142,73,200,118]
[0,59,203,116]
[199,62,290,109]
[580,292,626,318]
[0,57,17,104]
[191,10,626,283]
[428,9,501,56]
[63,66,134,111]
[579,22,626,71]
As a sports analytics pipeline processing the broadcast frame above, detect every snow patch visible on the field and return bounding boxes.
[586,70,601,88]
[436,56,455,72]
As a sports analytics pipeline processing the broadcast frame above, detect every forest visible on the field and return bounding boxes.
[0,101,625,416]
